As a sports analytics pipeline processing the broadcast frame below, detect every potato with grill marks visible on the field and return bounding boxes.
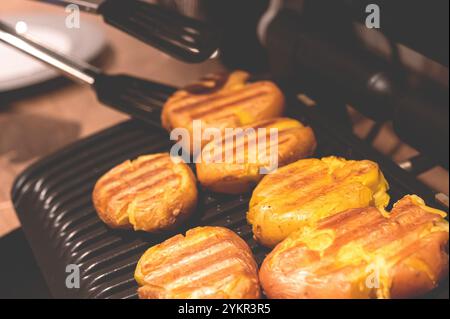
[135,226,261,299]
[161,71,285,153]
[248,156,390,247]
[196,117,317,194]
[259,195,449,299]
[92,153,197,232]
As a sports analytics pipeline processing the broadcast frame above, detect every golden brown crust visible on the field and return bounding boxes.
[92,153,197,232]
[247,156,390,247]
[259,195,449,299]
[196,117,317,194]
[161,71,285,153]
[135,226,261,299]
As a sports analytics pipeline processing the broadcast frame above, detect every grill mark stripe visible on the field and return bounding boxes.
[96,155,170,192]
[171,85,267,114]
[254,136,290,162]
[382,232,442,267]
[258,160,373,200]
[317,207,377,230]
[258,160,373,209]
[166,259,243,291]
[287,182,359,211]
[203,112,237,123]
[230,130,286,151]
[220,134,264,159]
[171,93,232,113]
[255,181,348,222]
[95,165,132,188]
[213,130,291,160]
[275,136,291,148]
[190,91,269,119]
[179,273,243,297]
[255,168,330,208]
[141,232,231,273]
[265,135,291,150]
[131,176,182,205]
[281,209,380,256]
[251,119,280,129]
[104,166,172,200]
[362,212,442,252]
[324,217,391,256]
[143,237,236,274]
[256,163,327,198]
[144,242,236,282]
[391,203,440,221]
[316,220,439,276]
[134,155,171,169]
[308,209,444,274]
[112,173,179,202]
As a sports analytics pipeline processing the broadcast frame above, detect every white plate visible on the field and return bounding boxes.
[0,14,106,92]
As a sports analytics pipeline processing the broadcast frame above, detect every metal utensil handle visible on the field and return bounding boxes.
[0,20,100,85]
[36,0,105,13]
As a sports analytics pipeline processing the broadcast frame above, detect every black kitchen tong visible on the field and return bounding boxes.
[0,20,175,125]
[38,0,218,63]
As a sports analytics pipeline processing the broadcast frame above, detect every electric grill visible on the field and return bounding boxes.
[10,0,449,299]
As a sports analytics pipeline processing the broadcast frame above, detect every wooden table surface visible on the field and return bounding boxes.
[0,1,223,237]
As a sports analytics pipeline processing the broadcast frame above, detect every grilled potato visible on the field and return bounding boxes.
[135,226,261,299]
[196,117,317,194]
[260,195,449,299]
[92,153,197,232]
[248,156,390,247]
[161,71,285,153]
